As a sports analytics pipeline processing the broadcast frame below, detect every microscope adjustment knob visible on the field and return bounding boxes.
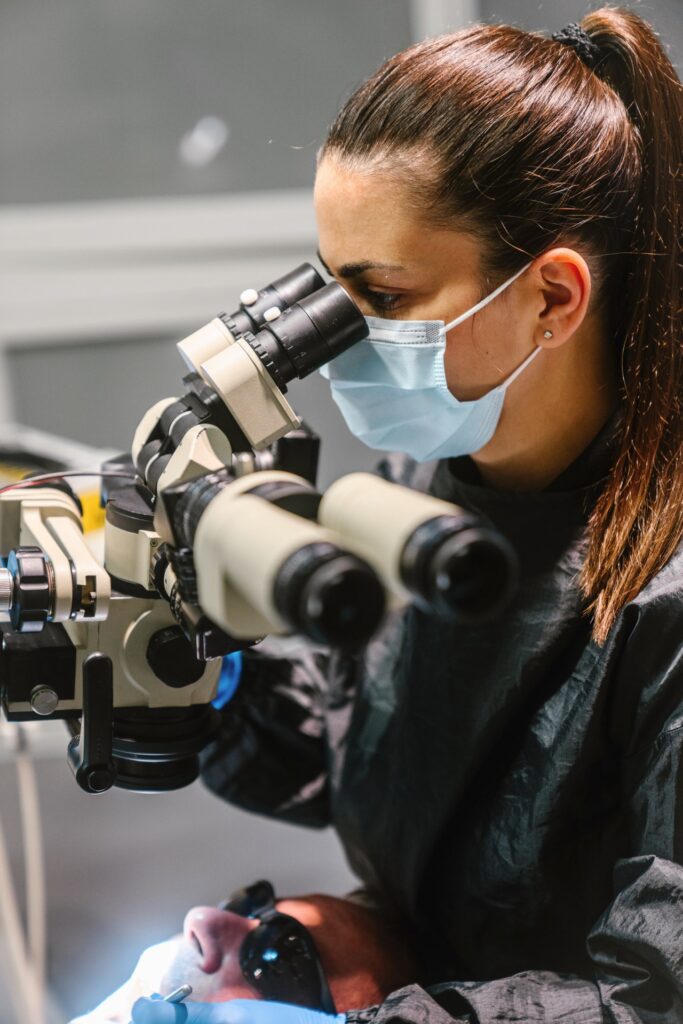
[0,566,14,615]
[30,685,59,716]
[146,625,206,688]
[244,330,287,392]
[7,546,53,633]
[167,547,199,604]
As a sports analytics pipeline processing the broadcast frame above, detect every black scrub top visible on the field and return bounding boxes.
[201,420,683,1023]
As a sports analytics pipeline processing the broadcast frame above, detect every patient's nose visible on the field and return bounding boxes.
[183,906,254,975]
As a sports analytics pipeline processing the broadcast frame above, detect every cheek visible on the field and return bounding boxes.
[206,984,260,1003]
[209,961,260,1000]
[160,952,260,1004]
[440,296,532,399]
[443,316,504,399]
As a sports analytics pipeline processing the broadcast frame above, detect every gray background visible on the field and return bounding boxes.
[1,0,413,203]
[3,0,680,464]
[1,0,679,205]
[1,1,681,1021]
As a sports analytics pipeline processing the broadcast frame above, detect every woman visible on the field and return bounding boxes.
[134,8,682,1024]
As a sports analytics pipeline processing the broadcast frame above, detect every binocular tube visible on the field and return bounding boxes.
[320,474,517,621]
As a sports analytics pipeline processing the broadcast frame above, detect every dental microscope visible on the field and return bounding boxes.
[0,265,516,795]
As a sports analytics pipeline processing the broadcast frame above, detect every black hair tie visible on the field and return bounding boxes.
[551,23,603,71]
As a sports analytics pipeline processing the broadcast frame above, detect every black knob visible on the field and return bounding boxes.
[146,626,206,687]
[7,546,52,633]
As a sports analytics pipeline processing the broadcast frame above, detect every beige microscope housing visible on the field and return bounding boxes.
[0,272,511,727]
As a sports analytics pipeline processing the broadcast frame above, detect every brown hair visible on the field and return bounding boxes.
[321,7,682,644]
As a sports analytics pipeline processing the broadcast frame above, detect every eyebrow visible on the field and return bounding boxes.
[317,249,405,279]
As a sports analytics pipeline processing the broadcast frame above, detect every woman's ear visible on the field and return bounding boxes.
[533,247,592,349]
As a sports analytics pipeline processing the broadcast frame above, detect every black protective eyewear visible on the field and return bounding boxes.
[219,880,337,1015]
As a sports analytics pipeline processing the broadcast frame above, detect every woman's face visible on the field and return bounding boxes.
[314,154,540,404]
[314,153,612,489]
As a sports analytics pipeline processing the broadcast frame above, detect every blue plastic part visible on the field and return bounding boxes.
[212,651,243,709]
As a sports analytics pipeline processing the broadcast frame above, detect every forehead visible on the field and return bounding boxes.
[314,155,480,274]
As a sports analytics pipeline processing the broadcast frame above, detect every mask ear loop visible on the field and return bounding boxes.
[441,261,533,334]
[496,344,543,393]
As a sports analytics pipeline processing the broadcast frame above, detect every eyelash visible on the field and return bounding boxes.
[319,266,402,314]
[361,288,402,313]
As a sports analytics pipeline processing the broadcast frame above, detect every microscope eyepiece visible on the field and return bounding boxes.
[176,275,368,452]
[400,517,517,621]
[318,474,518,622]
[245,283,368,389]
[273,542,385,650]
[227,263,326,338]
[177,262,329,380]
[167,471,386,652]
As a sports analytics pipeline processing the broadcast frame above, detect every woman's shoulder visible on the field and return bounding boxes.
[610,542,683,756]
[614,541,683,664]
[626,542,683,610]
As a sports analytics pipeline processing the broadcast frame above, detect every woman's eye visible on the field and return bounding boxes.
[317,265,404,314]
[363,289,402,313]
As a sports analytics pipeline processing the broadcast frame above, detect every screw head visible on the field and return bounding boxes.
[30,685,59,716]
[86,769,114,794]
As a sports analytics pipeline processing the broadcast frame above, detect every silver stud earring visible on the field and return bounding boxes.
[543,329,553,339]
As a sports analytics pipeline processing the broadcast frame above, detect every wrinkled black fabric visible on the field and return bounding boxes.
[201,424,683,1023]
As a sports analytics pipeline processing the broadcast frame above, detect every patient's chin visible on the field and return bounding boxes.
[200,987,260,1003]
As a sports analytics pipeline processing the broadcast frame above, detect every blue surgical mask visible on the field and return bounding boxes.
[320,262,540,461]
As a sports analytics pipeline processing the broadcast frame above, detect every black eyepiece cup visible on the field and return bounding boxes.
[401,517,517,621]
[248,283,368,388]
[274,543,385,650]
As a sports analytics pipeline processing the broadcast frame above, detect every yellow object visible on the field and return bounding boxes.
[0,464,32,484]
[79,489,105,533]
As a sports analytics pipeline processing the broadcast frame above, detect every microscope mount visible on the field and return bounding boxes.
[0,263,517,794]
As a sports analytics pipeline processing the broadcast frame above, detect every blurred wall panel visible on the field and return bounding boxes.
[1,1,413,482]
[1,191,379,486]
[411,0,480,38]
[0,0,412,203]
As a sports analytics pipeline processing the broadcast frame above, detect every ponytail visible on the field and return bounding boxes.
[323,8,682,643]
[579,9,683,641]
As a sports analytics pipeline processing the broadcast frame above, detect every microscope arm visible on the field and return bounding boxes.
[0,487,110,630]
[105,422,235,593]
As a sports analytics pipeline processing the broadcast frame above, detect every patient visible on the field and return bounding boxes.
[70,881,417,1023]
